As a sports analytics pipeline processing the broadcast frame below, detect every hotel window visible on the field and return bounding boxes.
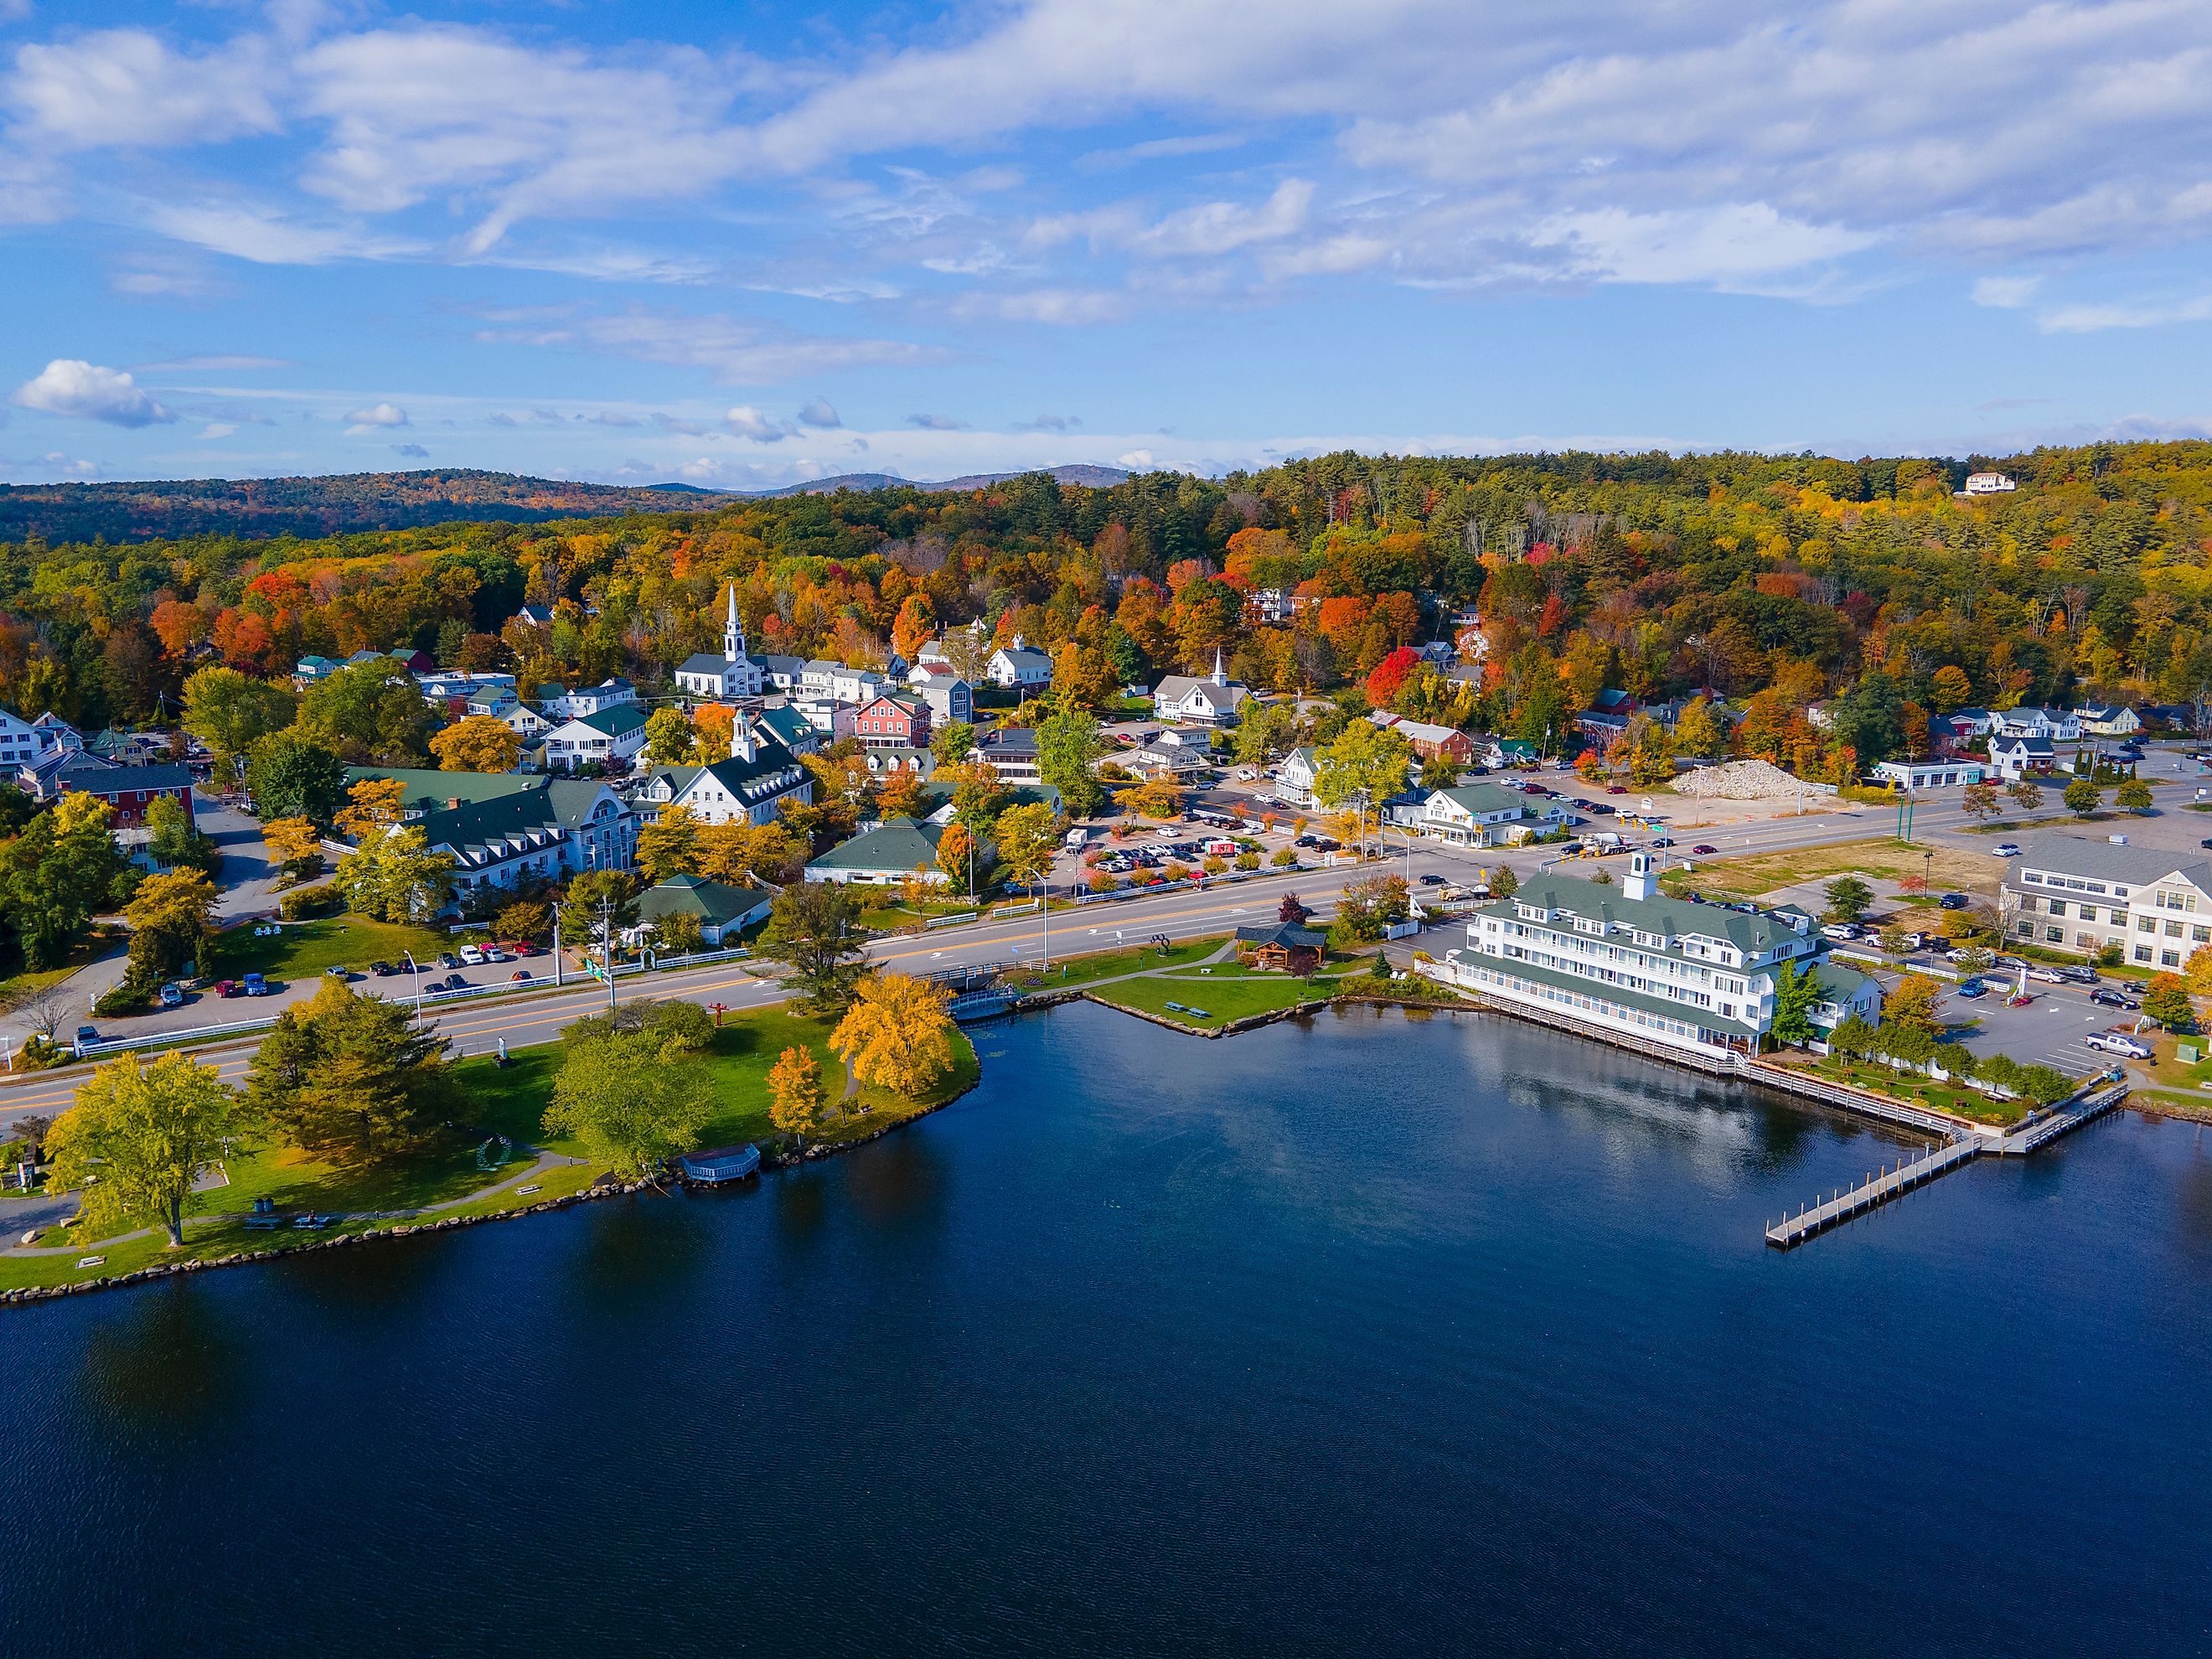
[2164,949,2183,967]
[2047,926,2064,942]
[2139,916,2158,933]
[2046,901,2066,917]
[2170,920,2186,938]
[2136,945,2154,963]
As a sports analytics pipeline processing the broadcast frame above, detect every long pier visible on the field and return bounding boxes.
[1765,1137,1984,1248]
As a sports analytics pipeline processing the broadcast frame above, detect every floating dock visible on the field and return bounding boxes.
[1765,1137,1983,1248]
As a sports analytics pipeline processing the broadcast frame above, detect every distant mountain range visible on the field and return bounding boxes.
[0,463,1137,544]
[706,463,1133,498]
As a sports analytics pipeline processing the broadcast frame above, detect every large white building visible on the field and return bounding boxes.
[2002,835,2212,968]
[1152,653,1250,727]
[638,721,812,827]
[1433,852,1879,1059]
[675,587,765,700]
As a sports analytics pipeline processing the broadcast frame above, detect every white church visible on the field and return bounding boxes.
[675,586,765,700]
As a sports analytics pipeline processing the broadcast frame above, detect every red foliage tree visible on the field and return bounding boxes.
[1366,646,1420,705]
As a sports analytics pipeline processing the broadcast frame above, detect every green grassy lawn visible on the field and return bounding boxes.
[1005,937,1223,990]
[0,927,123,1004]
[1766,1052,2030,1126]
[208,915,452,982]
[2,1003,982,1292]
[1088,969,1340,1029]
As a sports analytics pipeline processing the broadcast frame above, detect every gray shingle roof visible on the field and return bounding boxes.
[2016,834,2211,888]
[808,816,944,873]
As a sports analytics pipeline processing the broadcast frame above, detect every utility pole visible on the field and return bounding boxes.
[550,900,564,988]
[597,900,618,1014]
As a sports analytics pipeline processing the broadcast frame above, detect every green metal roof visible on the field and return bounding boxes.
[806,816,944,873]
[1482,871,1801,957]
[1429,783,1535,817]
[345,765,541,810]
[571,703,647,737]
[637,873,773,927]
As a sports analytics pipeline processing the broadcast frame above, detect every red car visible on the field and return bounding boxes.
[499,940,540,958]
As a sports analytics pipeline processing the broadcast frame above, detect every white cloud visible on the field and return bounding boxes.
[993,287,1132,325]
[139,199,423,265]
[8,28,281,149]
[2036,294,2212,333]
[12,359,174,426]
[392,442,428,457]
[907,411,966,430]
[1972,276,2041,309]
[344,401,407,431]
[199,422,236,438]
[478,307,949,384]
[1116,448,1155,468]
[798,397,841,427]
[1525,204,1877,289]
[724,404,791,442]
[137,354,294,372]
[1132,179,1313,256]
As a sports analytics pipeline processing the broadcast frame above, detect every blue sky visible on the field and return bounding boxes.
[5,0,2212,488]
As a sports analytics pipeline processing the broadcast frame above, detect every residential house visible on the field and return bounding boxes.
[1431,852,1855,1060]
[1372,713,1476,765]
[1987,733,2057,781]
[1870,758,1988,791]
[638,724,811,827]
[674,586,766,700]
[863,745,935,781]
[633,873,773,947]
[400,778,638,902]
[970,725,1042,784]
[292,654,344,690]
[2073,704,2142,738]
[468,688,549,741]
[985,637,1054,692]
[908,662,974,726]
[1994,705,2082,742]
[513,604,555,628]
[2001,835,2212,968]
[1274,746,1320,806]
[804,816,949,886]
[1964,471,2018,494]
[542,703,649,771]
[56,760,194,829]
[853,692,931,750]
[1946,708,1998,740]
[757,654,807,692]
[0,705,64,778]
[85,729,173,767]
[1811,962,1886,1029]
[1417,783,1565,847]
[544,678,638,721]
[1129,727,1215,778]
[751,705,822,757]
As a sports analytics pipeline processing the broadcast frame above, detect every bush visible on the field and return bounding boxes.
[93,980,152,1018]
[1270,847,1298,867]
[1202,856,1227,875]
[1233,851,1258,870]
[281,883,342,921]
[1088,872,1118,893]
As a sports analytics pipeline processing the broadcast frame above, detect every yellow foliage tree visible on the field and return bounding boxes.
[636,803,703,881]
[696,820,806,886]
[333,777,406,843]
[831,973,957,1099]
[429,715,523,773]
[262,814,325,873]
[768,1043,827,1143]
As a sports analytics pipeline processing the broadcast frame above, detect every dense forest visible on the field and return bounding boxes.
[6,442,2212,774]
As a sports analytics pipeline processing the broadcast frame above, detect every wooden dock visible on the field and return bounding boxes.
[1998,1081,2129,1155]
[1765,1137,1985,1249]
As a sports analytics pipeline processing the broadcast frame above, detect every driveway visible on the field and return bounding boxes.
[202,804,284,922]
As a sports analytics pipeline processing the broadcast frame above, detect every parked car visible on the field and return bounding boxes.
[482,947,509,963]
[1691,844,1718,856]
[1419,872,1445,886]
[2057,965,2101,985]
[2029,967,2067,984]
[369,960,397,977]
[438,974,469,992]
[1993,843,2021,857]
[242,972,271,997]
[458,944,485,966]
[323,964,352,980]
[1822,923,1860,942]
[213,979,240,998]
[74,1024,100,1047]
[504,941,540,958]
[2091,987,2140,1010]
[509,969,532,984]
[158,983,185,1008]
[1956,979,1987,999]
[437,952,461,969]
[2086,1029,2153,1059]
[1938,892,1969,909]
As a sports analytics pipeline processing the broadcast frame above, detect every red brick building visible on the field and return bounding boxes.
[56,762,196,829]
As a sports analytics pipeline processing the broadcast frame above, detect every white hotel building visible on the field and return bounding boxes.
[1432,851,1880,1059]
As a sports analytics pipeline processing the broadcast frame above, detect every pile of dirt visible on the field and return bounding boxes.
[1673,759,1837,800]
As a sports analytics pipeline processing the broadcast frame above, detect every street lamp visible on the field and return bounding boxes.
[402,949,423,1021]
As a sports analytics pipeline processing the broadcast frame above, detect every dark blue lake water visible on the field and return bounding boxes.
[6,1003,2210,1657]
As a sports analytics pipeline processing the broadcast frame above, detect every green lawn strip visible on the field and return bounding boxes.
[1088,973,1327,1027]
[1773,1053,2029,1125]
[208,915,452,982]
[1005,937,1223,991]
[0,928,124,1004]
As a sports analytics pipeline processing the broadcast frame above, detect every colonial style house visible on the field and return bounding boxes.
[1433,853,1871,1060]
[985,638,1054,691]
[751,705,822,757]
[2072,705,2142,738]
[638,724,811,827]
[2003,835,2212,969]
[1152,654,1250,727]
[1372,712,1476,765]
[542,703,649,771]
[55,760,194,828]
[908,662,974,726]
[969,725,1042,783]
[344,768,639,901]
[675,587,766,700]
[544,678,638,721]
[1417,783,1566,846]
[1987,733,2057,780]
[853,692,932,750]
[0,705,70,778]
[1274,746,1320,806]
[1993,705,2082,742]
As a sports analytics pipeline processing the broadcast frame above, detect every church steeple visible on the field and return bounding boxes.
[723,584,744,663]
[1210,647,1227,687]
